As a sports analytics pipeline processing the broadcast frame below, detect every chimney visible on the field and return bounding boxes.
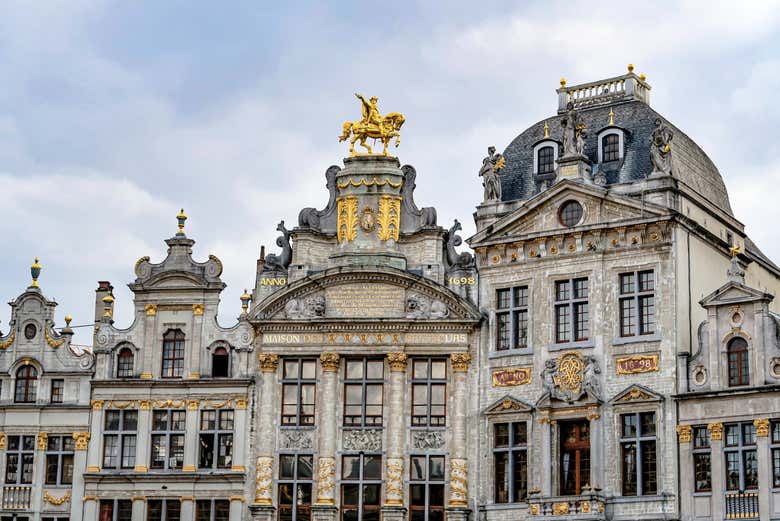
[94,281,114,324]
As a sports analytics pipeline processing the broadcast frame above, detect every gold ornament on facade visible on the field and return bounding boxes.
[377,195,401,241]
[37,432,48,450]
[582,501,591,513]
[153,399,185,409]
[138,400,151,410]
[0,330,15,349]
[607,109,615,126]
[0,433,5,450]
[231,465,246,472]
[337,177,403,189]
[530,504,540,515]
[676,425,692,443]
[707,422,723,441]
[337,196,359,242]
[553,352,585,396]
[43,490,71,505]
[618,387,654,402]
[254,456,274,504]
[44,328,65,348]
[754,418,770,437]
[145,304,157,316]
[234,398,248,410]
[102,294,114,318]
[553,502,570,515]
[258,353,280,373]
[176,208,187,235]
[387,352,408,372]
[320,352,340,372]
[72,432,90,450]
[91,399,104,410]
[448,459,468,507]
[543,121,550,139]
[359,206,376,233]
[338,93,405,156]
[30,257,42,288]
[492,368,531,387]
[192,304,204,316]
[616,354,659,375]
[186,400,199,411]
[315,456,336,505]
[385,458,404,506]
[451,352,472,372]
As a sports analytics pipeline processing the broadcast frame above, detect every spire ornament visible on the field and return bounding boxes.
[543,121,550,139]
[30,257,42,288]
[608,109,615,126]
[176,208,187,236]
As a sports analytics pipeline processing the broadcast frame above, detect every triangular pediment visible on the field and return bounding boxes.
[469,180,669,246]
[700,281,774,307]
[484,395,534,415]
[611,384,663,404]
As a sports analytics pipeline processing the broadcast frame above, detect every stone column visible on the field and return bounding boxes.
[131,496,147,521]
[312,352,340,521]
[232,398,249,472]
[229,496,245,521]
[87,400,104,471]
[70,437,89,521]
[446,352,471,521]
[180,497,195,521]
[141,306,158,379]
[183,400,199,471]
[588,411,603,490]
[755,418,771,521]
[539,417,553,496]
[136,400,152,472]
[83,496,99,521]
[252,353,279,521]
[382,353,408,521]
[32,433,47,512]
[676,425,694,521]
[708,422,725,521]
[189,304,204,379]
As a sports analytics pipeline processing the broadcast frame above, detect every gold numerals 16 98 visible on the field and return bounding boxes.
[448,277,476,285]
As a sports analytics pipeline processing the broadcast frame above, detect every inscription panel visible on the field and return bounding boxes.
[326,284,404,318]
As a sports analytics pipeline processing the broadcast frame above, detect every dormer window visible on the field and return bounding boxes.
[15,366,38,403]
[597,128,625,163]
[533,141,559,175]
[727,337,749,387]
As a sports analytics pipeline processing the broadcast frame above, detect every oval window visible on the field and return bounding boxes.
[559,200,584,227]
[24,324,37,340]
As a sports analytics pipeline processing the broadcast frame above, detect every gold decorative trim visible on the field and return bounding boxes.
[0,433,5,450]
[45,328,65,348]
[186,399,199,410]
[258,353,280,373]
[92,399,104,410]
[134,465,149,472]
[180,496,195,502]
[182,465,196,472]
[755,418,770,437]
[676,425,692,443]
[87,466,101,472]
[492,368,531,387]
[616,354,659,374]
[43,490,71,505]
[106,400,135,409]
[708,422,723,441]
[192,304,204,316]
[132,496,147,501]
[72,432,90,450]
[377,195,401,241]
[0,330,15,349]
[337,195,359,242]
[254,455,274,504]
[188,372,201,380]
[139,373,153,380]
[553,502,570,515]
[451,352,472,372]
[337,177,403,189]
[234,398,248,410]
[229,496,245,502]
[83,495,99,502]
[153,399,185,409]
[203,399,233,409]
[37,432,48,450]
[145,304,157,316]
[320,352,340,372]
[138,400,151,410]
[231,465,246,472]
[387,352,408,372]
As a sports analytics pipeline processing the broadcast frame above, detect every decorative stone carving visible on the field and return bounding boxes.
[280,430,314,450]
[400,165,437,228]
[254,456,273,504]
[755,418,770,437]
[387,352,408,372]
[542,353,602,403]
[37,432,48,450]
[444,220,475,271]
[448,458,468,507]
[561,102,586,158]
[298,165,339,230]
[478,146,505,203]
[649,118,673,176]
[406,294,449,319]
[451,352,472,372]
[284,295,326,319]
[676,425,692,443]
[385,458,404,505]
[72,432,90,450]
[412,430,446,450]
[316,457,336,505]
[707,422,723,441]
[43,490,71,505]
[258,353,280,373]
[263,221,292,272]
[342,429,382,451]
[320,352,340,372]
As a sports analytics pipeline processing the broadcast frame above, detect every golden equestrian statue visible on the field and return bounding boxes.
[339,93,405,156]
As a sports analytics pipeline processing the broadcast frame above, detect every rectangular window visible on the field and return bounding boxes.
[341,454,382,521]
[4,435,35,484]
[411,358,446,427]
[555,278,589,343]
[724,422,758,491]
[103,409,137,469]
[282,359,316,426]
[151,410,185,470]
[537,146,555,174]
[50,379,64,403]
[692,426,712,492]
[772,422,780,488]
[195,500,230,521]
[619,271,655,337]
[493,422,528,503]
[602,133,620,162]
[620,412,657,496]
[410,455,445,521]
[147,499,181,521]
[278,454,313,521]
[495,286,529,351]
[343,359,384,428]
[199,409,234,469]
[45,435,75,485]
[99,499,133,521]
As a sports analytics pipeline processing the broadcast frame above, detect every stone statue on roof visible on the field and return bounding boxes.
[479,146,505,202]
[561,102,586,159]
[650,118,674,176]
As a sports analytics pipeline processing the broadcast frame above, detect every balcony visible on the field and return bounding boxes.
[725,492,759,520]
[527,492,606,519]
[2,485,32,510]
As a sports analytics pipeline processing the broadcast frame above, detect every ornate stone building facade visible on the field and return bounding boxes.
[1,69,780,521]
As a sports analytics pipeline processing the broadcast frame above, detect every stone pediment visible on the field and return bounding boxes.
[130,236,225,293]
[484,395,534,415]
[469,180,669,246]
[611,384,663,404]
[249,266,481,322]
[699,281,774,308]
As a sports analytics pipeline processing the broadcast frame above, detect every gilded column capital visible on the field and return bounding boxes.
[451,352,472,372]
[186,399,199,411]
[0,432,5,450]
[234,397,248,410]
[37,432,48,450]
[145,304,157,316]
[258,353,280,373]
[320,352,340,372]
[192,304,204,316]
[676,425,692,443]
[72,432,90,450]
[138,400,151,410]
[707,422,723,441]
[387,352,408,372]
[91,399,104,411]
[754,418,770,437]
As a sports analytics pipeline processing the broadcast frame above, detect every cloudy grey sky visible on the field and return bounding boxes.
[2,1,779,342]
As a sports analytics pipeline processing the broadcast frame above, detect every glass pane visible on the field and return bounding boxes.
[366,360,383,379]
[105,410,120,431]
[345,385,362,405]
[363,484,381,505]
[431,360,446,379]
[200,410,216,431]
[279,455,295,479]
[365,385,383,405]
[641,441,657,494]
[342,484,359,506]
[725,425,740,446]
[622,414,637,438]
[152,411,168,430]
[298,455,313,479]
[410,456,425,481]
[346,360,363,379]
[513,423,527,445]
[278,483,294,505]
[363,455,382,479]
[410,484,425,506]
[283,359,299,379]
[494,452,508,503]
[497,288,511,309]
[429,456,445,479]
[413,359,428,379]
[622,442,637,496]
[494,423,509,447]
[301,360,316,379]
[640,412,656,436]
[342,456,360,479]
[429,483,445,506]
[123,411,138,430]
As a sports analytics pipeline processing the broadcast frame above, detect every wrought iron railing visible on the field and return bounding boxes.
[724,491,759,519]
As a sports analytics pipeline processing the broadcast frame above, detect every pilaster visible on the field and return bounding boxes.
[385,352,407,511]
[316,352,340,507]
[708,422,724,521]
[254,353,279,507]
[232,398,248,471]
[87,400,104,471]
[448,352,471,510]
[83,496,99,521]
[755,418,771,521]
[135,401,151,472]
[180,496,195,521]
[587,411,603,490]
[183,399,199,471]
[229,497,245,521]
[70,443,89,521]
[132,496,147,521]
[676,425,693,521]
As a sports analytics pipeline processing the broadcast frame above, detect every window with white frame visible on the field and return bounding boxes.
[103,409,137,469]
[534,142,558,174]
[99,499,132,521]
[45,435,74,485]
[195,500,229,521]
[147,499,181,521]
[620,412,657,496]
[597,129,624,163]
[5,435,35,484]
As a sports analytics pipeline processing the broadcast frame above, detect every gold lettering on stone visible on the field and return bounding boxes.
[326,285,404,318]
[405,333,468,345]
[262,333,324,345]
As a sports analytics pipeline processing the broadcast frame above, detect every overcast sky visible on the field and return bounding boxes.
[2,1,779,342]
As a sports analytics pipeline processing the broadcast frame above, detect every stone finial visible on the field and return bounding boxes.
[240,289,251,315]
[627,63,635,73]
[676,425,692,443]
[387,352,408,372]
[451,352,472,372]
[176,208,187,236]
[258,353,280,373]
[30,257,42,288]
[560,77,567,87]
[320,352,340,372]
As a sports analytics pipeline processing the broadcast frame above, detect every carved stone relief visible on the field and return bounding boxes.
[342,429,382,451]
[412,430,446,450]
[279,430,314,450]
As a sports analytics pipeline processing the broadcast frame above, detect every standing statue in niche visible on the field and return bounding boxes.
[581,355,602,400]
[649,118,673,176]
[478,146,506,202]
[263,221,292,272]
[445,220,474,270]
[561,102,587,158]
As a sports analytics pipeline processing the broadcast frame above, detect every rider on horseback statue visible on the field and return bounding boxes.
[339,93,405,156]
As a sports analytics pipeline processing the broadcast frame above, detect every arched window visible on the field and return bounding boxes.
[162,330,185,379]
[212,347,229,378]
[602,134,620,162]
[117,347,134,378]
[538,146,555,174]
[727,337,749,387]
[15,365,38,403]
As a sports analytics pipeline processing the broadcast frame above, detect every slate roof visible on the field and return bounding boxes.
[500,100,734,216]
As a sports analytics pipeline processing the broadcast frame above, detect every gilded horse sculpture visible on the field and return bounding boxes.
[339,93,405,156]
